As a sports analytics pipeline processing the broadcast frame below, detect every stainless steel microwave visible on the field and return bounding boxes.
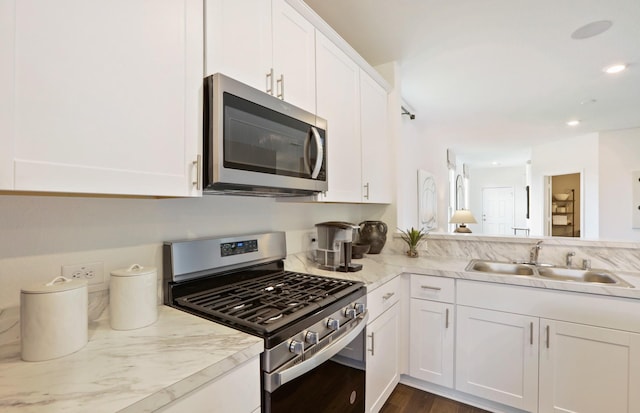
[203,73,327,196]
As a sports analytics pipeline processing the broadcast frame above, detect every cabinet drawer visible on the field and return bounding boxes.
[410,274,455,303]
[367,275,401,321]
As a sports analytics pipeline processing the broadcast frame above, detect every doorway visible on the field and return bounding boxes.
[546,173,581,237]
[482,187,515,235]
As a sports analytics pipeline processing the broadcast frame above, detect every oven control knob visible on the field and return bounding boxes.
[327,318,340,331]
[345,307,357,319]
[305,331,320,345]
[354,302,366,315]
[289,340,304,355]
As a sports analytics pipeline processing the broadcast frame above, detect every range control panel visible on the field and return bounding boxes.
[220,239,258,257]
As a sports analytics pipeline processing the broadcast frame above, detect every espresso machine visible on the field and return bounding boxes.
[315,221,362,272]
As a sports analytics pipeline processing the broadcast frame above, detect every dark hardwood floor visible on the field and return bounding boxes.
[380,384,491,413]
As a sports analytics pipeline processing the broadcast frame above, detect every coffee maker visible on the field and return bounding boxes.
[315,221,362,272]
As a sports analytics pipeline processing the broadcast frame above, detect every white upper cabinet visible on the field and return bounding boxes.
[271,0,316,113]
[204,0,272,91]
[205,0,316,114]
[2,0,203,196]
[315,31,361,203]
[360,70,392,203]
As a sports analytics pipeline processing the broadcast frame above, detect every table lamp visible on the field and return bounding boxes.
[450,209,477,233]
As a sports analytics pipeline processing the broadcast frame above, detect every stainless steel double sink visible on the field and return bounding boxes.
[466,259,634,288]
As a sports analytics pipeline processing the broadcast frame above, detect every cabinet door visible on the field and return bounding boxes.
[204,0,272,92]
[539,319,640,413]
[158,356,260,413]
[272,0,316,113]
[360,70,391,204]
[0,0,15,189]
[10,0,202,196]
[409,300,454,388]
[314,31,361,203]
[455,305,539,412]
[366,303,400,413]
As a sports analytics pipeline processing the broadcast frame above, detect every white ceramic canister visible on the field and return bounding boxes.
[110,264,158,330]
[20,276,88,362]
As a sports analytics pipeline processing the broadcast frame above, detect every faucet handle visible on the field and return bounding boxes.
[566,251,575,268]
[582,259,591,270]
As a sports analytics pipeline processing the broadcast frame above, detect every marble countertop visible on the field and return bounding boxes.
[3,251,640,413]
[284,252,640,300]
[0,306,263,413]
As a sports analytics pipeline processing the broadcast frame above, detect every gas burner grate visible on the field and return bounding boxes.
[175,271,359,334]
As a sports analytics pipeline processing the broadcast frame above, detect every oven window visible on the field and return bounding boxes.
[266,359,364,413]
[223,92,325,180]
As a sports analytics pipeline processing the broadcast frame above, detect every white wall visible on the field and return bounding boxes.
[467,165,528,234]
[599,127,640,241]
[0,194,386,309]
[530,133,599,238]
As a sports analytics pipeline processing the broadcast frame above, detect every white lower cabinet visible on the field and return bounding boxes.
[366,276,401,413]
[366,302,399,413]
[455,305,539,412]
[158,356,260,413]
[539,319,640,413]
[455,280,640,413]
[408,274,455,388]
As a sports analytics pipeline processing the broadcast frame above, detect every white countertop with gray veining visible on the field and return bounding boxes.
[3,251,640,413]
[284,252,640,300]
[0,306,263,413]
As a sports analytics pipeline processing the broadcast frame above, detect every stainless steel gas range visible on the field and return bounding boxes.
[163,232,368,413]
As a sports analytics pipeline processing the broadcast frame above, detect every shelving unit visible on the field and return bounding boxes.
[552,189,575,237]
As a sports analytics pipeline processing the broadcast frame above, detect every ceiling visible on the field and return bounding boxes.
[304,0,640,167]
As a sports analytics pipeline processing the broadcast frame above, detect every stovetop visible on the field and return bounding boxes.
[175,270,363,335]
[163,232,366,349]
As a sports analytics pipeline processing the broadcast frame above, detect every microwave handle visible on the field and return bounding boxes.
[310,126,323,179]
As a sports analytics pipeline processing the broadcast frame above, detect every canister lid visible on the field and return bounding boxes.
[21,276,88,294]
[111,264,157,277]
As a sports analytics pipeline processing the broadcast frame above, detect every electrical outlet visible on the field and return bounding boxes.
[62,262,105,291]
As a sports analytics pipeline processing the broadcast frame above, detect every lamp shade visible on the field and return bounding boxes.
[449,209,478,224]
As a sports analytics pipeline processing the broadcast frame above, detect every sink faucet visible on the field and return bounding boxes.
[566,252,575,268]
[530,240,543,265]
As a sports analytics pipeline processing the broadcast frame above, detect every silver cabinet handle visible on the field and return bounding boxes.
[192,155,201,190]
[445,308,450,329]
[277,74,284,99]
[382,292,395,300]
[367,331,375,356]
[364,182,370,199]
[421,285,442,291]
[530,322,533,346]
[266,68,274,95]
[546,325,550,349]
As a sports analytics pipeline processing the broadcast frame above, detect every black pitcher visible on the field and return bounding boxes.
[358,221,388,254]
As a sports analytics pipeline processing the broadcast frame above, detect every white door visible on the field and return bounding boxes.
[366,303,400,413]
[314,31,361,203]
[204,0,272,91]
[409,299,454,388]
[455,305,539,412]
[360,70,391,204]
[482,187,515,235]
[539,319,640,413]
[272,0,316,113]
[9,0,202,196]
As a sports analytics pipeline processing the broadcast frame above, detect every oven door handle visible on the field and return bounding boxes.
[264,311,369,393]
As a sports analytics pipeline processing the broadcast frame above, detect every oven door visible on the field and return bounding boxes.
[264,312,368,413]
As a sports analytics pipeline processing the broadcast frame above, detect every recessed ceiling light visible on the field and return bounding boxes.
[571,20,613,39]
[566,120,580,126]
[491,161,500,166]
[603,64,627,74]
